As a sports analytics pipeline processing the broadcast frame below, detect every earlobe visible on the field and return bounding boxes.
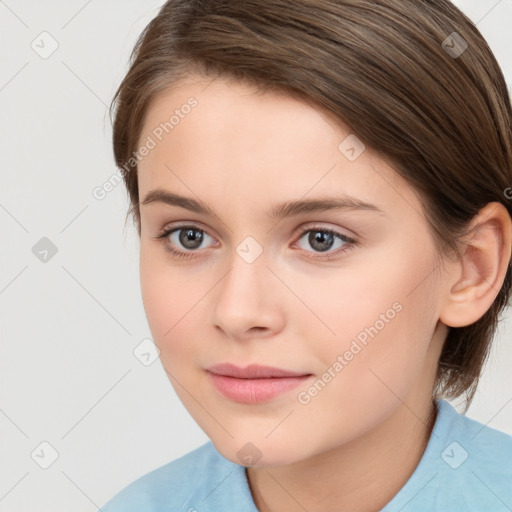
[439,202,512,328]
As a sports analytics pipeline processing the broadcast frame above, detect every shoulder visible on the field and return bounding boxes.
[383,399,512,512]
[100,441,254,512]
[435,398,512,472]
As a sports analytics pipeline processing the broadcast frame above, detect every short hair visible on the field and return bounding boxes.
[109,0,512,412]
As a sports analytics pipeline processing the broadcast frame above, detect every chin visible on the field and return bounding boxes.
[210,434,306,468]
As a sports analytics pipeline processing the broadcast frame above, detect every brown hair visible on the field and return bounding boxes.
[109,0,512,412]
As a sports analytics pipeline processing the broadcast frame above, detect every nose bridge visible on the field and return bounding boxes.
[212,236,281,335]
[220,236,269,305]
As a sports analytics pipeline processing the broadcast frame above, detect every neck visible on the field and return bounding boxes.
[246,394,438,512]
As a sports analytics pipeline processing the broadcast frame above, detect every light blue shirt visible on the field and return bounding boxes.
[101,399,512,511]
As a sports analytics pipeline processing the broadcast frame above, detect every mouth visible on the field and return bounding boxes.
[205,363,313,404]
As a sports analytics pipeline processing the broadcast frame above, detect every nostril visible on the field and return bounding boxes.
[249,327,268,334]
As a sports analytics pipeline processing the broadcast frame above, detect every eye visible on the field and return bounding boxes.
[153,224,215,260]
[293,225,356,260]
[152,223,357,261]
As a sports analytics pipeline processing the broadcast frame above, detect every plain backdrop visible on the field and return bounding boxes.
[1,1,511,510]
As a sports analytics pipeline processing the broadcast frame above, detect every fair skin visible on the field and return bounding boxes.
[136,73,511,512]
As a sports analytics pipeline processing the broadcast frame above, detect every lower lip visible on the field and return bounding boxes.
[207,372,312,404]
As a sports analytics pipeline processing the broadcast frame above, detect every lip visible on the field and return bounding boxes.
[205,363,313,404]
[206,363,310,378]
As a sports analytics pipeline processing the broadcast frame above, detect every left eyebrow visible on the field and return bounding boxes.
[140,189,385,219]
[269,196,385,220]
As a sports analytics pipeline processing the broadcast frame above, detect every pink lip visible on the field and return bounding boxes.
[206,363,313,404]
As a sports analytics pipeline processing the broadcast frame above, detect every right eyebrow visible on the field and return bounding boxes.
[141,189,213,215]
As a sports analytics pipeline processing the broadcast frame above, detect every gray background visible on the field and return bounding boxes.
[1,1,511,510]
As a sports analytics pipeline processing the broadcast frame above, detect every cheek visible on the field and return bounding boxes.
[281,258,440,457]
[139,249,199,363]
[302,247,440,412]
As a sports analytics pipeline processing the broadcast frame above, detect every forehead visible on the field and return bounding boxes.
[136,74,422,220]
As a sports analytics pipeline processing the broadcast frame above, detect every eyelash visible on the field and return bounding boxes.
[152,223,357,261]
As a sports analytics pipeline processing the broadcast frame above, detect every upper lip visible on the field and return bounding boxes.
[206,363,311,379]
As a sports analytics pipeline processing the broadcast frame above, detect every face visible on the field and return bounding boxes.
[137,73,448,467]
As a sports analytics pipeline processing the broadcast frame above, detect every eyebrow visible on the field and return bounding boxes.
[141,189,384,220]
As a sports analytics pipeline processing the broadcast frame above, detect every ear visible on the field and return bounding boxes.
[439,202,512,328]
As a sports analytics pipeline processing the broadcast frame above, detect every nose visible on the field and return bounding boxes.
[211,248,285,341]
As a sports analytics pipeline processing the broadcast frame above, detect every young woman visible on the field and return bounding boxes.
[101,0,512,510]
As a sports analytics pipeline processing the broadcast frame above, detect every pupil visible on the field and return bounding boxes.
[180,228,203,249]
[310,231,333,252]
